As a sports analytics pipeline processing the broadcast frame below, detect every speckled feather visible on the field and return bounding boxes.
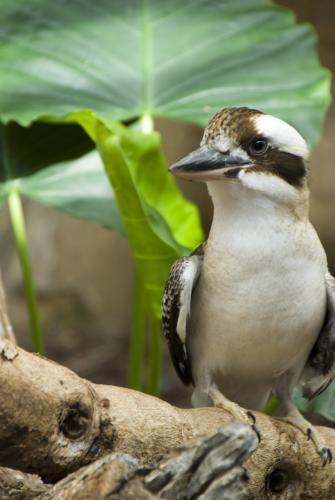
[162,246,204,385]
[202,107,263,145]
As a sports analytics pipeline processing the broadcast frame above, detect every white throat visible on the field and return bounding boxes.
[206,179,309,247]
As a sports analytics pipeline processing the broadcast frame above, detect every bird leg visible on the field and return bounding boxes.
[208,386,257,427]
[274,381,332,466]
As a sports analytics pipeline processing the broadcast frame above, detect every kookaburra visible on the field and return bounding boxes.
[162,107,335,464]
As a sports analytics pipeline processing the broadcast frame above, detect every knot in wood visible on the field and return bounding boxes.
[267,468,288,494]
[59,403,90,440]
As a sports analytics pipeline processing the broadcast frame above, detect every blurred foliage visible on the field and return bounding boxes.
[293,384,335,422]
[0,0,332,407]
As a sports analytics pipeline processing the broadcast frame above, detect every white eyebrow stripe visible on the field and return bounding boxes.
[254,114,309,160]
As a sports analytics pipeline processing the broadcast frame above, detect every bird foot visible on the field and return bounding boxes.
[278,414,332,466]
[208,387,260,440]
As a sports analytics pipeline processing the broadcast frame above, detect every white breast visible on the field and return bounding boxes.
[188,181,327,409]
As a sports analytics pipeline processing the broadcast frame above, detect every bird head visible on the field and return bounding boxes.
[169,107,309,205]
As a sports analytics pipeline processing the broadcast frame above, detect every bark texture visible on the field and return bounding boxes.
[0,466,47,499]
[0,340,335,498]
[36,422,257,500]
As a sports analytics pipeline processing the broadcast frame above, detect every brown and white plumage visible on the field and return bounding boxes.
[162,107,335,464]
[162,244,204,384]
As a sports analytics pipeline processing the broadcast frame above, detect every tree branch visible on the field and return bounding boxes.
[0,466,47,499]
[0,423,258,499]
[0,340,335,497]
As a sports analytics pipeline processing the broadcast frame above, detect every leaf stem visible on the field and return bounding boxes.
[139,111,162,394]
[147,313,162,396]
[139,113,154,134]
[128,269,146,390]
[8,189,44,353]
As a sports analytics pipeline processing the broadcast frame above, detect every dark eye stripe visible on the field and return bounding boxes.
[271,154,306,187]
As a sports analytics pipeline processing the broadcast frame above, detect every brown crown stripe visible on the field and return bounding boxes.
[203,107,263,144]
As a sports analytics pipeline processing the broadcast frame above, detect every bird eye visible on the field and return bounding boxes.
[249,138,268,155]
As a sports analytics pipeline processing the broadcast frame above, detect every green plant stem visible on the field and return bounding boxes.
[128,269,146,390]
[139,111,163,394]
[147,313,162,395]
[139,113,154,134]
[8,189,44,353]
[262,396,280,415]
[139,112,162,395]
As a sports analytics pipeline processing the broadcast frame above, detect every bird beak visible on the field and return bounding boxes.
[169,145,252,181]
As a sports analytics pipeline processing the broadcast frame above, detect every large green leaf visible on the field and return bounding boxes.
[72,112,203,303]
[0,121,124,232]
[0,121,93,183]
[99,126,179,320]
[67,110,203,394]
[19,150,124,234]
[0,0,330,146]
[75,112,203,394]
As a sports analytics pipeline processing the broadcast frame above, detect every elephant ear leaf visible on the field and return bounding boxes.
[19,150,124,234]
[0,0,330,147]
[72,114,203,320]
[80,114,203,395]
[0,121,124,233]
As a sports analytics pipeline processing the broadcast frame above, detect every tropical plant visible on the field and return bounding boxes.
[0,0,331,407]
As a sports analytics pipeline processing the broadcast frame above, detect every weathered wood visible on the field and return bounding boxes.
[0,339,114,482]
[40,453,149,500]
[0,340,335,497]
[144,422,257,500]
[0,466,47,499]
[0,423,257,499]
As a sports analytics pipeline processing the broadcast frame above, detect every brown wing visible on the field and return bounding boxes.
[301,272,335,399]
[162,247,203,386]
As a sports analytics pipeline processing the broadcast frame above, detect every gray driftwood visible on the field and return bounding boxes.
[144,422,257,500]
[1,340,335,498]
[0,467,48,499]
[0,423,257,500]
